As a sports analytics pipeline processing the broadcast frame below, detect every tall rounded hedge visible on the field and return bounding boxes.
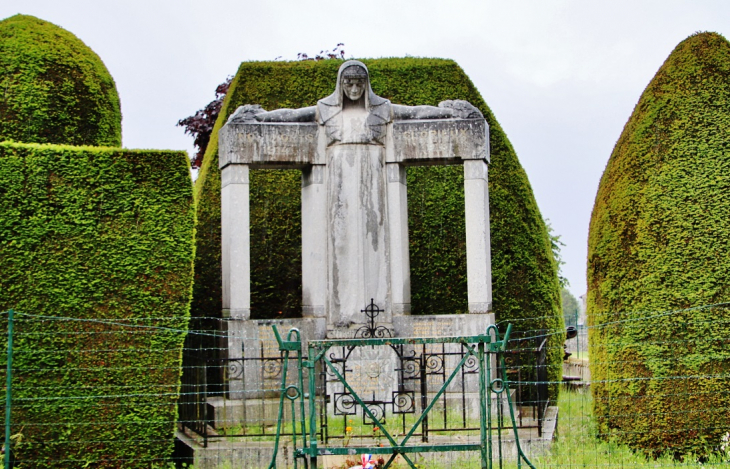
[0,14,122,146]
[587,32,730,456]
[0,142,195,467]
[192,58,563,387]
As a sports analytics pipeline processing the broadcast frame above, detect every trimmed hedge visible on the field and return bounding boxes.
[0,142,195,467]
[587,32,730,456]
[0,14,122,146]
[192,58,564,390]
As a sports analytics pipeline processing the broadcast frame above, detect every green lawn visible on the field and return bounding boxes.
[508,390,729,469]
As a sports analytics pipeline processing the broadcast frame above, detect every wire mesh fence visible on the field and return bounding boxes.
[0,305,728,468]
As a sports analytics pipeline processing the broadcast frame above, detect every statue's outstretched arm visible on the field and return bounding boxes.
[226,104,317,124]
[392,100,483,121]
[392,104,453,120]
[255,106,317,122]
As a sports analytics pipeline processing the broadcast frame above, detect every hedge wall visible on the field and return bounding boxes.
[192,58,564,388]
[0,14,122,146]
[587,32,730,456]
[0,142,195,467]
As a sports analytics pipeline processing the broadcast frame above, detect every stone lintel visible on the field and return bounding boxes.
[393,312,495,338]
[391,118,489,165]
[219,122,318,168]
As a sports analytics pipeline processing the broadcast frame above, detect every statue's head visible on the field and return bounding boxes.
[341,64,368,102]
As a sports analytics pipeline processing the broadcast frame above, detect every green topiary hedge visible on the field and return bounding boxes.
[192,58,564,391]
[0,141,195,467]
[587,32,730,456]
[0,14,122,146]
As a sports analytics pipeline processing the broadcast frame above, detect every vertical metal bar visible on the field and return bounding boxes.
[461,345,467,428]
[4,309,14,469]
[477,341,488,469]
[307,344,319,469]
[497,351,503,469]
[441,343,446,429]
[320,364,328,445]
[420,345,428,442]
[261,346,266,435]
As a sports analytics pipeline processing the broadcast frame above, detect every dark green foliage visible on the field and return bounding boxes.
[0,15,122,146]
[0,142,195,467]
[192,58,563,388]
[407,165,467,314]
[587,32,730,456]
[249,169,302,318]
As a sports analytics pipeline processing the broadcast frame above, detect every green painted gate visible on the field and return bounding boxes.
[268,323,535,469]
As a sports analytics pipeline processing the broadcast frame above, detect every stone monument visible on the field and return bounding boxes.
[218,60,493,398]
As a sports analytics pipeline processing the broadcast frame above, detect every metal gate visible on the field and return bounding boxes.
[267,323,536,469]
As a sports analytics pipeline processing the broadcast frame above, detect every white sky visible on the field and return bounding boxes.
[3,0,729,299]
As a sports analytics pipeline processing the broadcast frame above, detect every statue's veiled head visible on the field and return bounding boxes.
[320,60,380,110]
[318,61,390,138]
[341,64,368,102]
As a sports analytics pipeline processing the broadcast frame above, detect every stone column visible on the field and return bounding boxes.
[386,162,411,316]
[220,164,250,398]
[301,165,327,318]
[463,159,492,314]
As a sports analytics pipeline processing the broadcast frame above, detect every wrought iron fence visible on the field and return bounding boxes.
[178,325,553,447]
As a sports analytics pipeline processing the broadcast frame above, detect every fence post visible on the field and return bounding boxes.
[4,309,14,469]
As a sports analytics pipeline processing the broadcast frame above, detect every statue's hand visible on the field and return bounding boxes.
[438,100,483,119]
[227,104,267,123]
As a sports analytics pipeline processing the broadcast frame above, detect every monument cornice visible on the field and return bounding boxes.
[391,117,489,165]
[218,117,489,169]
[219,121,318,169]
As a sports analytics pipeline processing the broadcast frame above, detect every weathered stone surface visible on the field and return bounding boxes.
[393,312,494,338]
[391,118,488,164]
[326,144,390,331]
[219,122,318,168]
[221,165,250,319]
[464,159,492,313]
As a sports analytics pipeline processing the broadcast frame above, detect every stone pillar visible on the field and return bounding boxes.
[463,159,492,314]
[387,162,411,316]
[301,165,327,318]
[221,164,250,398]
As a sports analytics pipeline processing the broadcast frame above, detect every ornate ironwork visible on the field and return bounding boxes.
[353,298,392,339]
[333,392,357,415]
[262,358,283,379]
[392,391,415,414]
[227,359,244,380]
[361,402,386,424]
[462,353,479,374]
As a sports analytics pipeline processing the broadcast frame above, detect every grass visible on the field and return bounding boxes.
[508,390,729,469]
[326,390,730,469]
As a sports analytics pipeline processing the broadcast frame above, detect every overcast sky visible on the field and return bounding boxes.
[3,1,729,299]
